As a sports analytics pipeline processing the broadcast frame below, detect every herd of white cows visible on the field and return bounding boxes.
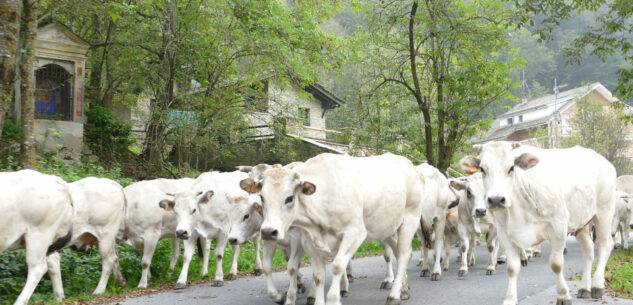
[2,141,633,305]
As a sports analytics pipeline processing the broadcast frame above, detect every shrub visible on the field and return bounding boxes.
[84,106,135,166]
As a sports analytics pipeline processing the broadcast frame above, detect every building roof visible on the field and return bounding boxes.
[475,82,616,143]
[304,84,346,110]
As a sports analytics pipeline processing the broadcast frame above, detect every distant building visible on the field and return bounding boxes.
[11,21,89,162]
[474,82,619,148]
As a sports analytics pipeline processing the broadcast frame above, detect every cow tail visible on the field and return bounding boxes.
[196,237,203,258]
[419,218,433,249]
[48,224,73,255]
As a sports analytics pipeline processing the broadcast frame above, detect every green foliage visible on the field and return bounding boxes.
[560,97,633,174]
[2,119,21,140]
[84,106,135,166]
[34,156,134,186]
[606,247,633,298]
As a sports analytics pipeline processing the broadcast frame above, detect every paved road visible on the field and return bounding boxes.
[120,236,633,305]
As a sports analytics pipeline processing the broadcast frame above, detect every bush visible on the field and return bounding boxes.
[2,119,21,140]
[84,106,135,166]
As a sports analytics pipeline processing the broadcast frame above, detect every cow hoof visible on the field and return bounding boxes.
[254,269,263,276]
[486,269,495,275]
[591,287,604,299]
[173,283,186,290]
[275,292,287,305]
[521,259,528,267]
[458,270,467,278]
[306,297,315,305]
[211,280,224,287]
[497,258,506,265]
[227,273,237,281]
[533,251,542,258]
[347,274,355,283]
[564,247,568,255]
[297,282,307,294]
[577,288,591,298]
[431,273,441,281]
[556,298,572,305]
[401,291,410,300]
[380,281,393,289]
[385,297,401,305]
[420,270,430,277]
[443,266,449,271]
[341,290,349,298]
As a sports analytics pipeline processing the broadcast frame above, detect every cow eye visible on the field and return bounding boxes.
[508,165,515,174]
[284,196,294,204]
[466,190,473,199]
[191,208,197,215]
[479,167,486,176]
[243,214,250,221]
[259,194,264,203]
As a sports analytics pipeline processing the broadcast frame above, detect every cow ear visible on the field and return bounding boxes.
[240,178,262,194]
[253,202,263,215]
[512,142,521,150]
[450,180,467,191]
[473,144,483,154]
[514,153,538,170]
[159,199,175,211]
[198,190,214,204]
[447,198,460,209]
[459,156,480,175]
[166,193,175,197]
[301,181,316,195]
[236,165,253,173]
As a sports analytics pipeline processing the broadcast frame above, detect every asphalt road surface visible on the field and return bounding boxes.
[120,236,633,305]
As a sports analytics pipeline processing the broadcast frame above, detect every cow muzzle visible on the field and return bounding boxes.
[487,196,506,209]
[228,237,239,245]
[176,229,190,240]
[475,208,487,217]
[261,228,279,241]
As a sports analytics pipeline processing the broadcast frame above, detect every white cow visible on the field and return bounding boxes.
[49,178,128,295]
[121,178,197,288]
[239,153,425,305]
[415,163,459,281]
[159,171,262,289]
[616,175,633,194]
[612,190,633,249]
[460,142,616,305]
[0,170,73,305]
[447,174,501,276]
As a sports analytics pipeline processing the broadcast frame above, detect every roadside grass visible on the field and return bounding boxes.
[605,247,633,298]
[1,236,417,304]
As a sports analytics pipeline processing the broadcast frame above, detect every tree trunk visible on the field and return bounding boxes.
[0,0,21,137]
[19,0,37,169]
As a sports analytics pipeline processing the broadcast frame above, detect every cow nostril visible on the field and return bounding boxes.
[228,238,238,245]
[261,228,279,240]
[500,197,506,203]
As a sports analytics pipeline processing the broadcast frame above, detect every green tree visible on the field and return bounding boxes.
[561,98,633,174]
[0,0,21,138]
[342,0,520,171]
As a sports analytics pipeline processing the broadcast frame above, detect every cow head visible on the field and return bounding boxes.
[450,174,486,217]
[236,163,282,184]
[239,168,315,241]
[227,193,264,245]
[459,141,538,210]
[159,190,214,240]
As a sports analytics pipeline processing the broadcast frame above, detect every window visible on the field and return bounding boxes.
[35,64,72,121]
[244,80,269,112]
[507,117,513,125]
[518,115,523,123]
[298,107,310,126]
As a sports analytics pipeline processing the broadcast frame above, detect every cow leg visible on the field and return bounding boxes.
[112,246,127,288]
[346,262,354,283]
[212,235,228,286]
[419,244,430,277]
[169,238,181,270]
[497,225,521,305]
[138,234,159,289]
[486,229,499,275]
[201,238,211,277]
[227,244,239,280]
[262,241,284,303]
[325,228,366,305]
[254,235,263,276]
[431,219,446,281]
[302,238,326,305]
[285,238,305,305]
[175,236,196,289]
[575,225,594,298]
[380,240,394,289]
[46,252,65,301]
[468,234,476,267]
[416,228,424,266]
[520,248,528,267]
[387,214,418,304]
[592,207,615,299]
[443,238,450,271]
[457,224,469,278]
[549,231,571,304]
[94,235,118,294]
[14,233,50,305]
